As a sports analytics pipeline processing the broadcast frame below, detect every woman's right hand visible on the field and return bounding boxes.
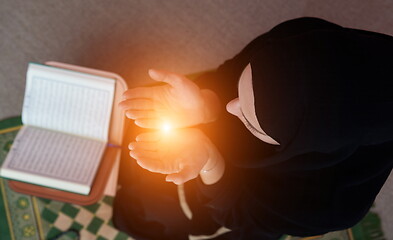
[129,128,225,185]
[119,69,220,129]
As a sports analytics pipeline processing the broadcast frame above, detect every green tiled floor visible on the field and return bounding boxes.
[38,196,132,240]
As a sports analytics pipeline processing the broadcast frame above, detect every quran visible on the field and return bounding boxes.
[0,63,117,195]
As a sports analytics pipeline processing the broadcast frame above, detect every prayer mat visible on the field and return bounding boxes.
[0,116,387,240]
[0,117,132,240]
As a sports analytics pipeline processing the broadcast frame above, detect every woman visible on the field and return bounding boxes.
[113,17,393,239]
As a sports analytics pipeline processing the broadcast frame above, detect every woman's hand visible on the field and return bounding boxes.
[119,69,220,129]
[129,128,223,185]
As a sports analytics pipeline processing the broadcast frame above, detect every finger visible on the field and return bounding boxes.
[131,155,162,173]
[166,166,199,185]
[135,118,163,129]
[148,69,184,88]
[125,110,159,120]
[136,132,162,142]
[130,149,160,160]
[122,87,154,99]
[129,141,158,151]
[130,151,172,174]
[118,99,163,111]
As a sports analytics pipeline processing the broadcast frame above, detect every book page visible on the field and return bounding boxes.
[1,126,105,188]
[22,63,115,141]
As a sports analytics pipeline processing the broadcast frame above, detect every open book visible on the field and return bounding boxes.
[0,63,116,195]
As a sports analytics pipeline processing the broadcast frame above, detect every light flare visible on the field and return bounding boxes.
[161,122,172,133]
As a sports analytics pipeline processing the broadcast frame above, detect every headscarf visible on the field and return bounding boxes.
[248,20,393,172]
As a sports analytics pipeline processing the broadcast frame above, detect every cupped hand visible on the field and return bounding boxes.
[119,69,217,129]
[129,128,211,185]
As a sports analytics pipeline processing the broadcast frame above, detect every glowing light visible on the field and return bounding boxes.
[162,122,172,133]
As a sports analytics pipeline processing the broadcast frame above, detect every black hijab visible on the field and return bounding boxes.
[246,20,393,172]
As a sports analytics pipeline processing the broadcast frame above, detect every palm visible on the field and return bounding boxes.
[129,129,209,184]
[152,83,204,127]
[119,70,205,129]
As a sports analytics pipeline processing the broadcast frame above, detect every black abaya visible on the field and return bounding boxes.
[113,17,393,240]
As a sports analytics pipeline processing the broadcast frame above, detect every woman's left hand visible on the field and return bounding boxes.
[129,128,210,185]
